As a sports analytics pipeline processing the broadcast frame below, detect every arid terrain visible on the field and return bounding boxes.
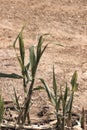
[0,0,87,124]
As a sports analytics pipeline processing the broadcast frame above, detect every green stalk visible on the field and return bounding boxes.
[62,103,65,130]
[18,64,37,124]
[67,92,73,126]
[56,110,61,129]
[66,71,78,127]
[62,84,68,130]
[55,97,61,129]
[22,78,35,124]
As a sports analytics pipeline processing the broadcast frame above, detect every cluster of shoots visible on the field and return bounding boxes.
[41,68,78,130]
[13,28,79,129]
[0,28,82,130]
[13,28,49,124]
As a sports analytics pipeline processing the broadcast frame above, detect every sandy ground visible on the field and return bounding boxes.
[0,0,87,123]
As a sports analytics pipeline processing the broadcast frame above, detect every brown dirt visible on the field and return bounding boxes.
[0,0,87,124]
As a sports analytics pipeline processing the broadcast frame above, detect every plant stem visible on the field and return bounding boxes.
[23,78,35,124]
[18,78,35,124]
[62,107,65,130]
[67,93,73,127]
[18,62,38,124]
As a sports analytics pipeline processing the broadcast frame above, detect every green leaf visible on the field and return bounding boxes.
[60,87,64,107]
[71,71,78,89]
[24,69,30,83]
[37,36,43,62]
[0,72,22,79]
[24,63,31,82]
[29,46,36,77]
[65,93,73,113]
[74,83,78,91]
[13,27,25,71]
[25,62,30,71]
[33,86,44,91]
[19,32,25,65]
[36,35,49,63]
[17,55,24,71]
[13,26,24,49]
[40,44,48,58]
[56,95,61,112]
[40,78,56,106]
[53,65,57,97]
[13,34,20,49]
[64,83,68,103]
[13,88,20,110]
[37,34,49,55]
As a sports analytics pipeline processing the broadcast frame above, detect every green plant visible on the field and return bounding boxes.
[13,27,30,93]
[40,69,78,130]
[40,66,62,129]
[0,95,4,123]
[13,27,78,129]
[13,28,49,124]
[66,71,78,127]
[61,83,68,130]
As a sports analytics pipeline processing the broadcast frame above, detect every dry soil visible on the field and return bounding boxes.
[0,0,87,123]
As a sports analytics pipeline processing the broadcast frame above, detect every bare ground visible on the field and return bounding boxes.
[0,0,87,124]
